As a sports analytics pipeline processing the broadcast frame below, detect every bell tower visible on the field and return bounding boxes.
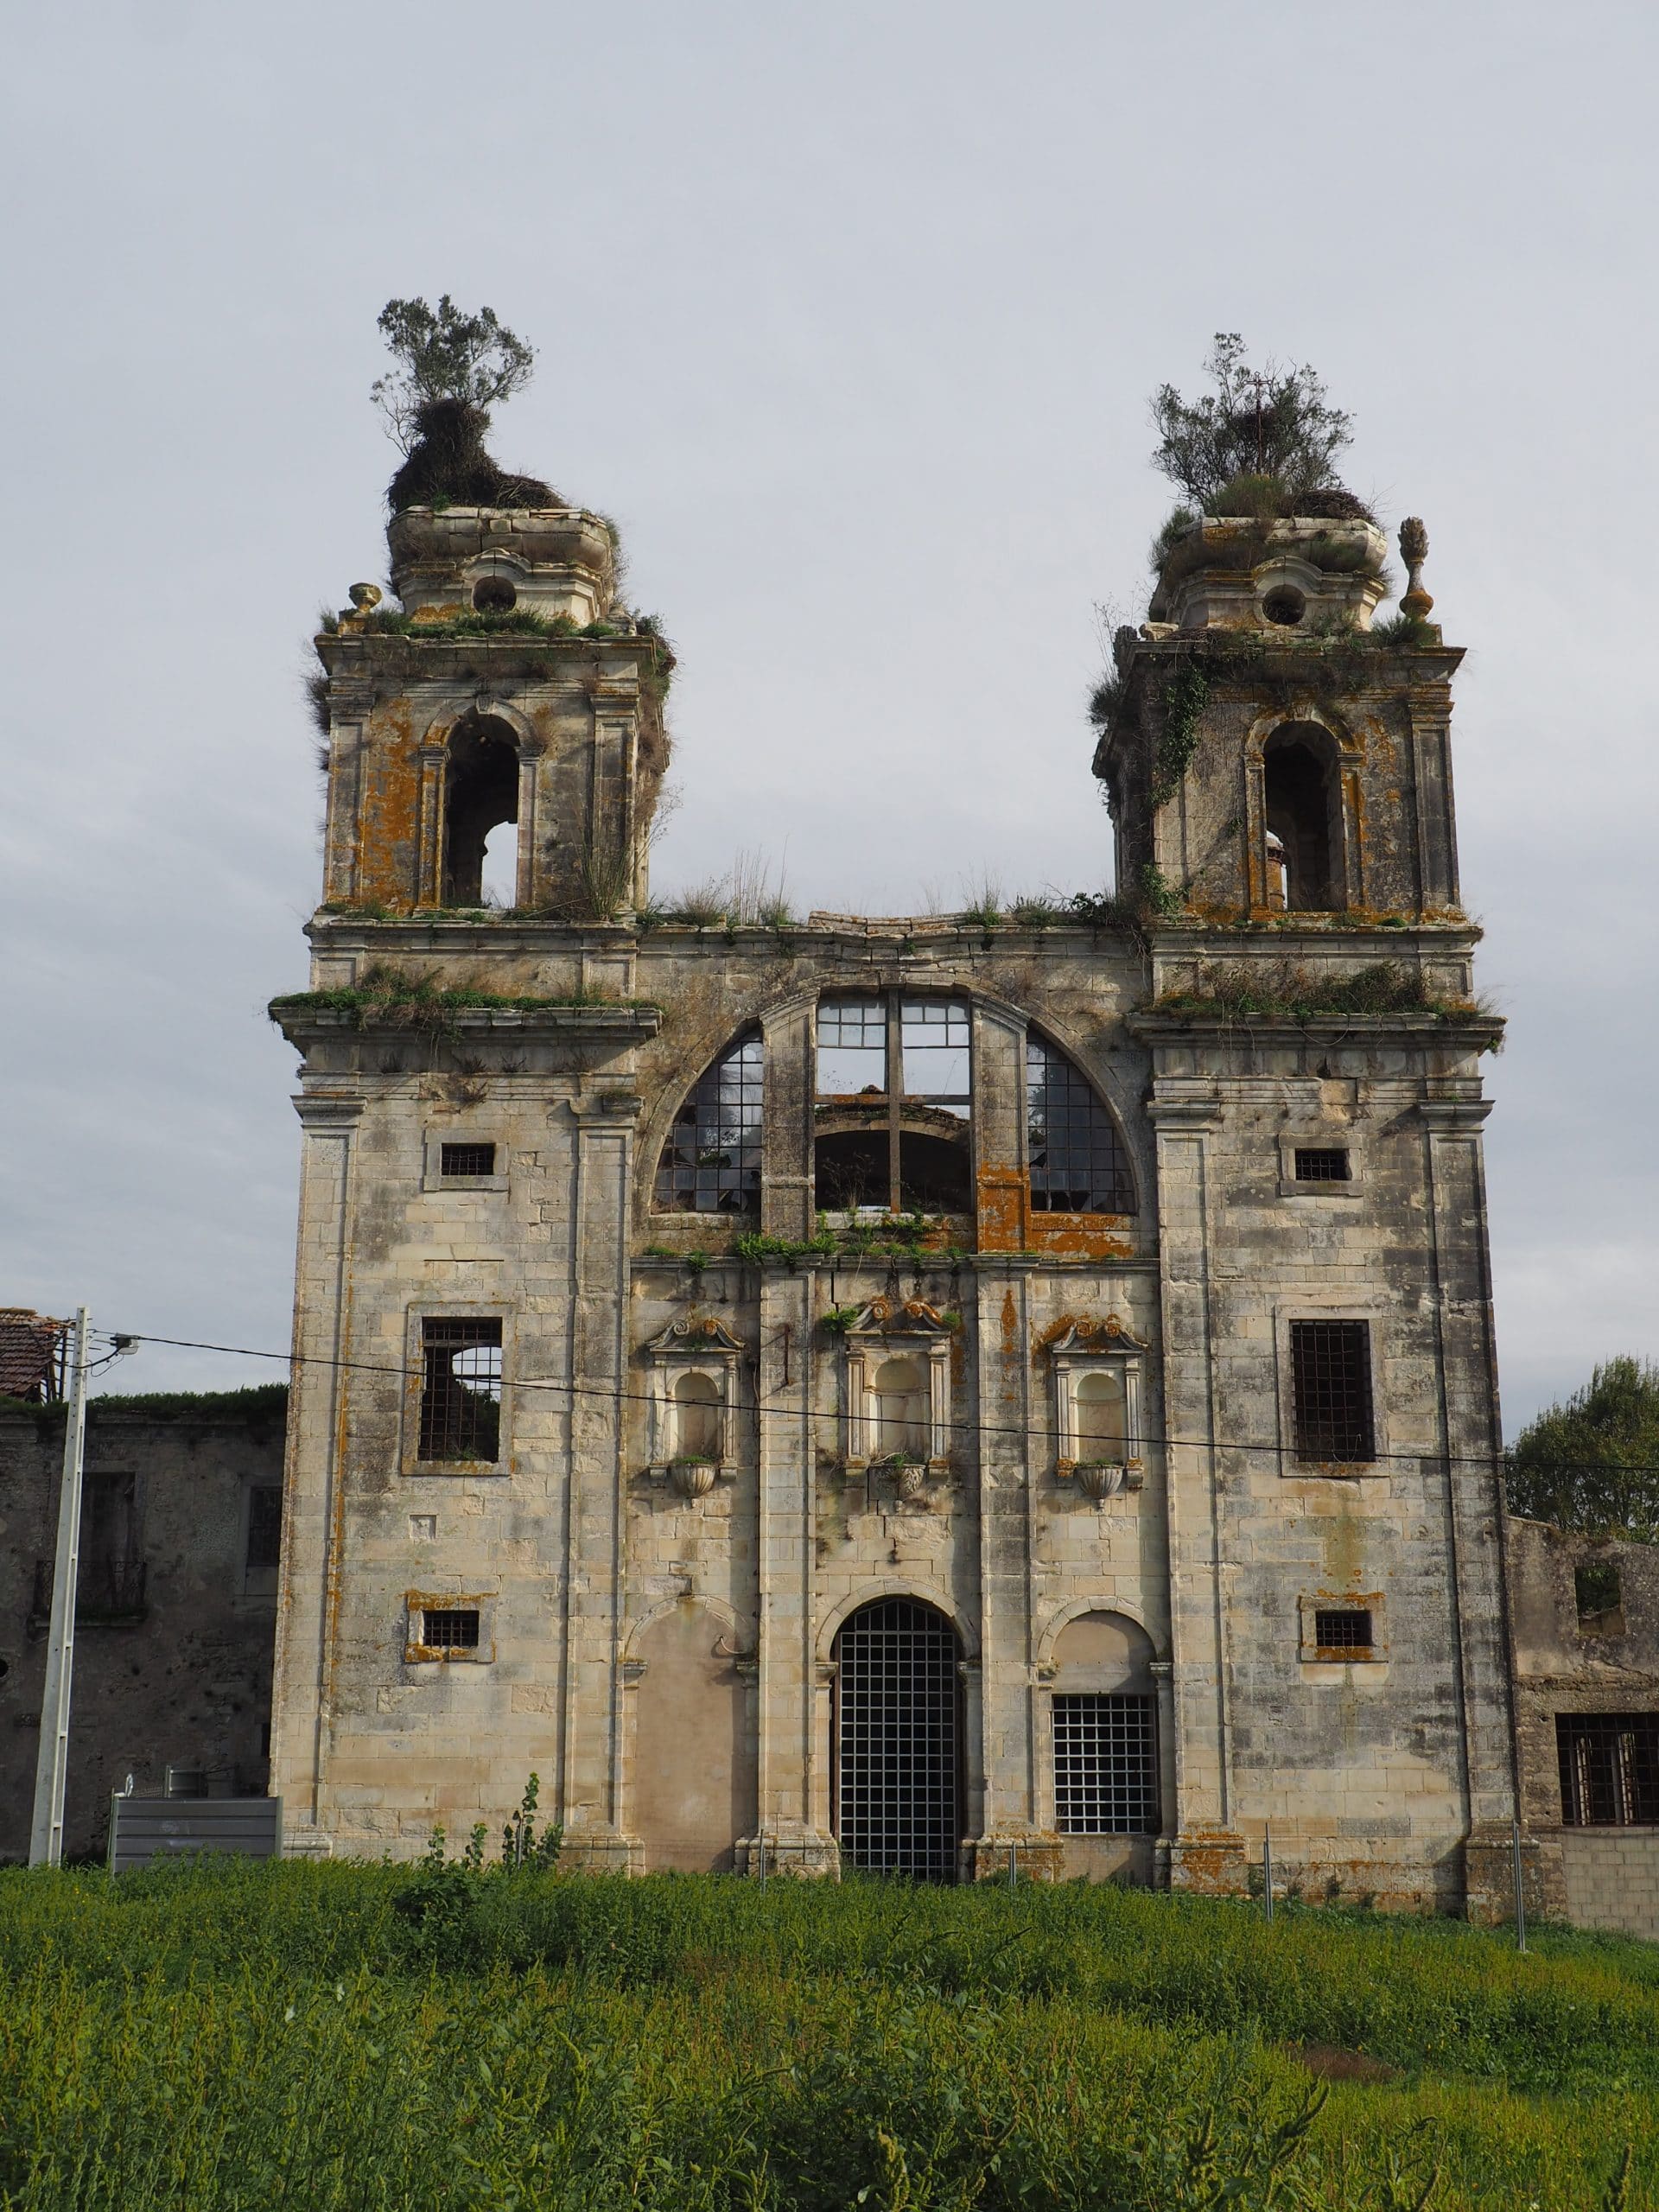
[1094,515,1463,928]
[315,503,671,926]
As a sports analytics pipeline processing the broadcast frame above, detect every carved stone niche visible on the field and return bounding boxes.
[1050,1316,1147,1504]
[841,1298,954,1485]
[642,1316,745,1498]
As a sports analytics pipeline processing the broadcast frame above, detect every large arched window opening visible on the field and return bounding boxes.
[654,1031,764,1214]
[443,714,521,906]
[832,1598,962,1879]
[814,996,972,1215]
[1262,723,1340,912]
[1026,1035,1133,1215]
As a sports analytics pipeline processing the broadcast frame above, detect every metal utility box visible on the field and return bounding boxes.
[107,1794,282,1872]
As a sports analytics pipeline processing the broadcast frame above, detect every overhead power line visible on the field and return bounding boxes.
[101,1329,1634,1476]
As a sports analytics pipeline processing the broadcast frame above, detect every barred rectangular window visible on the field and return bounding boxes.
[419,1319,503,1462]
[1053,1694,1158,1834]
[1294,1147,1350,1182]
[1557,1713,1659,1827]
[441,1141,497,1179]
[1290,1320,1376,1463]
[422,1607,480,1651]
[1313,1608,1373,1653]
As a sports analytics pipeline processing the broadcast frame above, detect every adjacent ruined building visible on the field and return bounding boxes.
[0,1344,283,1860]
[269,450,1528,1911]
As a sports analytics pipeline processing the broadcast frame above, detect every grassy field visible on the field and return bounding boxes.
[0,1859,1655,2209]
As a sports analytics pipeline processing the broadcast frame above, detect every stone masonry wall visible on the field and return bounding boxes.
[0,1397,283,1860]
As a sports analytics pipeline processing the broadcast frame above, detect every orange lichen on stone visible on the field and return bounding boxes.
[354,701,423,908]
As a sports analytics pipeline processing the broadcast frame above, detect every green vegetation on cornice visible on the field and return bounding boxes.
[1149,959,1501,1038]
[270,963,653,1036]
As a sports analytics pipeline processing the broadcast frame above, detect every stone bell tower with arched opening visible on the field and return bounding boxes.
[270,441,1519,1917]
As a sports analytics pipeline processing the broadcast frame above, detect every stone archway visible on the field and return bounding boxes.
[832,1596,962,1880]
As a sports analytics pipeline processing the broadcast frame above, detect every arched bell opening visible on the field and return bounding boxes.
[831,1597,963,1880]
[442,714,521,906]
[1262,723,1342,912]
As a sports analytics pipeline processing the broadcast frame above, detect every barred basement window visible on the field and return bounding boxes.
[419,1319,503,1462]
[1557,1713,1659,1827]
[1027,1035,1133,1213]
[1052,1694,1159,1834]
[656,1032,764,1214]
[1294,1147,1350,1183]
[1290,1320,1376,1463]
[441,1141,497,1179]
[422,1607,480,1651]
[1313,1608,1373,1653]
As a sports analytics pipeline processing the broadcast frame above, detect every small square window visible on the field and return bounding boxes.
[1313,1608,1373,1652]
[1294,1147,1350,1183]
[422,1607,480,1650]
[441,1141,497,1179]
[1290,1320,1376,1463]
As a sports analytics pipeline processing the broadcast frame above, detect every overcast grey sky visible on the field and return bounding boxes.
[3,0,1655,1427]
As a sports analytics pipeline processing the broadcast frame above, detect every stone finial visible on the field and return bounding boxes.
[348,582,382,610]
[1398,518,1433,619]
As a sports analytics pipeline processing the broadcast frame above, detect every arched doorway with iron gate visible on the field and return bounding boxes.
[831,1596,963,1881]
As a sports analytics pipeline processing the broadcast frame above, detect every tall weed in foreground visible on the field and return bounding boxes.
[1,1865,1656,2207]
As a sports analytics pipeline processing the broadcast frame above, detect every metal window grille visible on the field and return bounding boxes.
[655,1033,765,1213]
[1052,1694,1159,1834]
[1027,1036,1133,1213]
[1313,1608,1373,1652]
[245,1485,283,1577]
[441,1141,497,1178]
[1294,1147,1350,1183]
[422,1607,480,1650]
[419,1319,503,1461]
[1290,1320,1376,1462]
[1557,1713,1659,1827]
[834,1599,961,1880]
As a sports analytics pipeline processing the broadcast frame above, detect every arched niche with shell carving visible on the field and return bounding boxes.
[641,1315,746,1497]
[1049,1316,1147,1502]
[838,1298,955,1475]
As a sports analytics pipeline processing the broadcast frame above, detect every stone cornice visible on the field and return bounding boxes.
[270,1001,660,1046]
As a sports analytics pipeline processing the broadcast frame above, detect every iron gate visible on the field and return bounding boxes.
[833,1597,962,1880]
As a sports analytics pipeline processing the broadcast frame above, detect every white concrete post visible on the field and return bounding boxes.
[29,1306,92,1867]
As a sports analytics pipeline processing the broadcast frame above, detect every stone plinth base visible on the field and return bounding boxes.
[737,1827,841,1878]
[1168,1829,1248,1896]
[963,1832,1065,1884]
[559,1827,642,1876]
[1464,1823,1556,1927]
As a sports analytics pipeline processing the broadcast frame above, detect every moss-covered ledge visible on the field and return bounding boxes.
[269,982,661,1046]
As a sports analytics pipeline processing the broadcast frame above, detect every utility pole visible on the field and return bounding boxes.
[29,1306,92,1868]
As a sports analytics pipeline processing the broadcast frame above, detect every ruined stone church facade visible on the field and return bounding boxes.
[270,471,1517,1910]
